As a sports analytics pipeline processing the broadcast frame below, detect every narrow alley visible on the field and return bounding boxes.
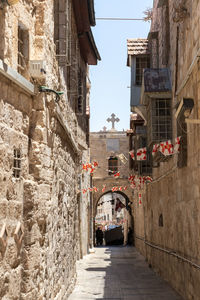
[68,246,183,300]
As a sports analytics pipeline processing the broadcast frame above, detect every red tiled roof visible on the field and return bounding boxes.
[127,38,149,56]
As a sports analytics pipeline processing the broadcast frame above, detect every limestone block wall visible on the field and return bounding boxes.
[133,1,200,299]
[90,131,129,179]
[0,75,32,300]
[0,0,92,299]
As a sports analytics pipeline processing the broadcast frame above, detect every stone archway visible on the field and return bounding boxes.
[92,177,133,217]
[93,177,134,246]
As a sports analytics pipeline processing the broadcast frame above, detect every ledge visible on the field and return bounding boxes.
[0,59,35,95]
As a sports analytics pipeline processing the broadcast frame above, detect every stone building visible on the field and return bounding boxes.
[90,115,134,245]
[127,0,200,299]
[0,0,100,299]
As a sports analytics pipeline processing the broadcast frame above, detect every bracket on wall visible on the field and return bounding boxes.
[39,86,64,102]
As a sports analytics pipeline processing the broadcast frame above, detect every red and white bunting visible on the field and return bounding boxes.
[174,136,181,153]
[102,185,106,193]
[160,140,174,156]
[129,150,135,160]
[137,147,147,161]
[114,172,120,178]
[152,144,160,157]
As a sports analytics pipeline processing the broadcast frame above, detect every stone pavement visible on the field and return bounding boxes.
[68,246,183,300]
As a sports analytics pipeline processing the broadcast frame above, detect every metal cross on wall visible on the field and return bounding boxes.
[107,113,120,130]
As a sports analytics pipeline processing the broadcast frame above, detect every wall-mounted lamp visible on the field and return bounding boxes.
[175,98,194,120]
[39,86,64,102]
[0,0,19,7]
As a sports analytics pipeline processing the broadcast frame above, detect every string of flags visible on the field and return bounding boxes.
[79,175,153,195]
[82,161,99,175]
[129,137,182,160]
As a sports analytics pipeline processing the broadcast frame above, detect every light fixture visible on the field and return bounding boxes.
[175,98,194,120]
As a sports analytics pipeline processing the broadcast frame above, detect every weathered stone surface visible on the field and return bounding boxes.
[132,1,200,300]
[0,0,94,299]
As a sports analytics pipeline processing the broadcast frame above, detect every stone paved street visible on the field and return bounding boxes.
[68,246,183,300]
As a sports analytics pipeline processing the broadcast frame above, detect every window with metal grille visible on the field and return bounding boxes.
[54,0,71,66]
[136,136,152,175]
[147,98,172,145]
[13,149,21,178]
[108,157,118,175]
[18,25,29,76]
[135,56,150,85]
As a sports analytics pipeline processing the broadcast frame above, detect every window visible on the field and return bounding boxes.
[135,56,150,85]
[18,24,29,76]
[135,136,152,175]
[108,156,118,175]
[76,70,86,115]
[147,98,172,145]
[54,0,71,66]
[106,139,119,152]
[13,149,21,178]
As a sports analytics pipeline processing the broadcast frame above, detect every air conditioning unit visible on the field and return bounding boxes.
[29,60,46,78]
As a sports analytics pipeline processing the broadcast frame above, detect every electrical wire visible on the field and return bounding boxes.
[96,17,144,21]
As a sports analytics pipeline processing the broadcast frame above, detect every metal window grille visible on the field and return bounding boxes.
[108,157,118,175]
[147,98,172,145]
[54,0,71,66]
[76,70,83,114]
[136,56,150,85]
[18,26,25,74]
[136,136,152,175]
[13,149,21,178]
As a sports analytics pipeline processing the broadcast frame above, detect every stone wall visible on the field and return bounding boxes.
[133,1,200,299]
[0,0,93,299]
[90,130,134,245]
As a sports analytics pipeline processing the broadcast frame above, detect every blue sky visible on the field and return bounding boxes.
[90,0,153,132]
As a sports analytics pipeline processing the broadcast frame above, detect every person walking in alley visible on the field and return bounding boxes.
[96,227,103,246]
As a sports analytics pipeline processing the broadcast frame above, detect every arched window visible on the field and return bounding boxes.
[108,156,118,175]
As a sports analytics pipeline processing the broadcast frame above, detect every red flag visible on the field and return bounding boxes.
[93,161,99,167]
[102,185,106,193]
[174,136,181,153]
[137,147,147,161]
[160,140,174,156]
[82,164,88,171]
[152,144,160,157]
[115,198,125,212]
[114,172,120,178]
[129,150,135,160]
